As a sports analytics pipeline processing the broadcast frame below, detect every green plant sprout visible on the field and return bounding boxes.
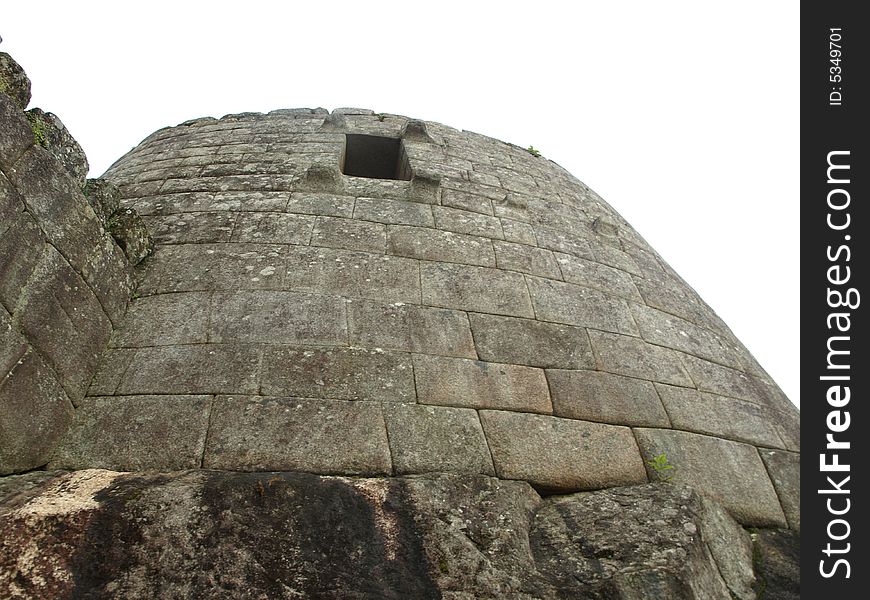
[647,453,675,481]
[526,145,541,158]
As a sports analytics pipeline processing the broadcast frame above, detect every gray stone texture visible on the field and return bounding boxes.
[414,354,552,414]
[634,428,787,527]
[760,449,800,531]
[547,369,671,427]
[480,410,647,491]
[0,52,32,110]
[0,470,787,600]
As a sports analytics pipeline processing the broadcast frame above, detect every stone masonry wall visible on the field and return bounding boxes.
[45,107,801,530]
[0,53,136,474]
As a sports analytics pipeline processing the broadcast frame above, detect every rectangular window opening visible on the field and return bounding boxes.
[340,134,412,180]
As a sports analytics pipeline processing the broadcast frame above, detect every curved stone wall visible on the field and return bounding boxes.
[49,108,799,528]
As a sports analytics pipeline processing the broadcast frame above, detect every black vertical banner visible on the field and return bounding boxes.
[802,2,868,597]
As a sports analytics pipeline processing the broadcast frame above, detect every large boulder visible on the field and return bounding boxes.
[0,470,773,599]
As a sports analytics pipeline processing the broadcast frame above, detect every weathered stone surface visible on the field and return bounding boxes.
[555,252,642,302]
[261,346,414,401]
[547,369,670,427]
[106,206,153,265]
[493,240,561,279]
[632,303,744,370]
[0,470,766,600]
[141,243,284,294]
[110,292,210,347]
[205,396,392,474]
[287,246,420,303]
[86,347,136,396]
[0,94,33,169]
[0,52,31,110]
[8,146,105,274]
[751,529,800,600]
[414,354,551,413]
[228,210,314,244]
[49,395,211,470]
[388,225,495,267]
[526,276,638,334]
[480,410,647,491]
[14,245,111,400]
[384,403,495,475]
[24,108,88,185]
[82,178,121,226]
[285,192,354,217]
[634,428,787,527]
[311,215,386,253]
[500,218,537,245]
[759,449,800,531]
[143,211,235,244]
[209,290,347,345]
[421,262,533,317]
[655,383,783,447]
[353,196,434,226]
[118,343,261,395]
[346,299,476,358]
[589,329,694,386]
[0,349,73,474]
[679,352,767,404]
[469,313,594,369]
[0,211,43,312]
[530,484,755,600]
[433,205,503,238]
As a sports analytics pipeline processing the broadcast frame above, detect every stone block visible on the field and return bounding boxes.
[420,262,533,318]
[141,243,286,294]
[8,147,106,274]
[679,353,766,404]
[353,197,434,227]
[493,241,561,279]
[534,226,593,259]
[82,178,121,226]
[311,216,386,253]
[759,449,800,531]
[209,290,347,345]
[111,292,211,347]
[0,52,31,110]
[433,206,503,239]
[469,313,593,369]
[204,396,392,475]
[87,347,136,396]
[413,354,551,413]
[15,245,111,400]
[118,343,261,395]
[387,225,495,267]
[500,218,537,245]
[0,350,73,475]
[632,304,743,370]
[655,384,783,447]
[440,189,494,215]
[107,207,153,265]
[286,247,420,303]
[479,410,647,491]
[555,252,642,302]
[0,212,43,313]
[143,211,236,244]
[217,190,289,212]
[346,300,475,357]
[589,241,642,276]
[78,235,134,326]
[588,329,694,386]
[0,308,26,379]
[49,395,211,471]
[526,276,638,335]
[229,211,314,244]
[0,94,33,170]
[261,346,414,402]
[633,428,787,527]
[384,403,495,475]
[286,192,355,217]
[547,369,670,427]
[633,273,726,333]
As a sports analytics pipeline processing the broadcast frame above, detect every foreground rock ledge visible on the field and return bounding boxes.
[0,469,794,599]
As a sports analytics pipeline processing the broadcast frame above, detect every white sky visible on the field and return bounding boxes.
[3,1,799,407]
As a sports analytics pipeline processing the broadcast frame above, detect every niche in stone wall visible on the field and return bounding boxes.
[340,134,412,180]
